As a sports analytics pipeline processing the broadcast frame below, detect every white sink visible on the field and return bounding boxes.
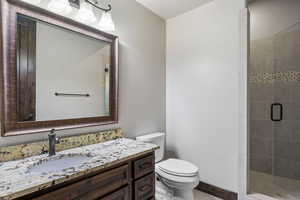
[28,154,91,174]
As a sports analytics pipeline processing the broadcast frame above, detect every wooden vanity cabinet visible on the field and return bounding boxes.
[17,152,155,200]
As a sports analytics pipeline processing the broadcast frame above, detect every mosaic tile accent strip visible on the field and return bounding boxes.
[250,71,300,84]
[0,129,123,162]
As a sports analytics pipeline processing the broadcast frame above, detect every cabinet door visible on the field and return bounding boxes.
[134,173,155,200]
[98,186,130,200]
[134,154,155,179]
[32,165,129,200]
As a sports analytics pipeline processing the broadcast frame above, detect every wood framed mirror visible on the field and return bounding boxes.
[0,0,119,136]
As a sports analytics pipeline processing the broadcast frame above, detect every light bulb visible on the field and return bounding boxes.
[22,0,42,4]
[75,2,97,24]
[48,0,72,15]
[98,12,115,32]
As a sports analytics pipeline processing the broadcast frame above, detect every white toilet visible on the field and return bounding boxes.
[136,133,199,200]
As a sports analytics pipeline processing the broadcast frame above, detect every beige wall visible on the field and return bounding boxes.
[0,0,166,146]
[166,0,246,193]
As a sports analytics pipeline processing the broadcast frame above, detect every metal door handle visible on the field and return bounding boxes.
[271,103,283,122]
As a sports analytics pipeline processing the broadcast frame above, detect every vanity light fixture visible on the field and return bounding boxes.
[98,11,115,32]
[48,0,73,15]
[71,0,115,32]
[75,1,97,24]
[23,0,115,32]
[69,0,112,12]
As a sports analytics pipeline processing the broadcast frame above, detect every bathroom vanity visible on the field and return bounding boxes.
[0,137,158,200]
[24,152,155,200]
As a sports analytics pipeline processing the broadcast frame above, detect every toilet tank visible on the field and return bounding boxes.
[136,132,165,163]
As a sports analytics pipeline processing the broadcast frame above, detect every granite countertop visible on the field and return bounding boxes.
[0,138,158,200]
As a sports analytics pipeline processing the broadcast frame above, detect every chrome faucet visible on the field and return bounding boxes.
[48,129,60,156]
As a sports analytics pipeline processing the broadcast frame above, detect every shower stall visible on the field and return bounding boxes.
[249,0,300,199]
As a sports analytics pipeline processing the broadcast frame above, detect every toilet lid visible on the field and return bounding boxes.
[157,159,198,177]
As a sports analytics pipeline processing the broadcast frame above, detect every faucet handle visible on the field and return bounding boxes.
[49,129,60,144]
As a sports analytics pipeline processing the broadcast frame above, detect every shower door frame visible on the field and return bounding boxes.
[239,7,250,200]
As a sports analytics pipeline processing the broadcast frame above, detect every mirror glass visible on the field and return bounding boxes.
[16,14,111,122]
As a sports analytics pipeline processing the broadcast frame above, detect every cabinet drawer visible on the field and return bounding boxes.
[98,186,130,200]
[32,165,130,200]
[134,154,154,179]
[134,173,155,200]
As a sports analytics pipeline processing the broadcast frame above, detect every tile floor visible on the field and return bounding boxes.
[250,171,300,200]
[193,190,222,200]
[156,177,222,200]
[247,193,279,200]
[159,171,300,200]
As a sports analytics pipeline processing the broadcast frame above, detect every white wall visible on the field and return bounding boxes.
[0,0,165,146]
[36,22,110,120]
[166,0,246,193]
[136,0,213,19]
[249,0,300,40]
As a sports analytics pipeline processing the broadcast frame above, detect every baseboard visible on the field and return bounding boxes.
[196,181,238,200]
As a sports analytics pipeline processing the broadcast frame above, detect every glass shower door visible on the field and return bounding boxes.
[272,22,300,197]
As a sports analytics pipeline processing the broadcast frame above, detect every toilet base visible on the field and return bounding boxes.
[174,188,194,200]
[156,178,174,200]
[156,177,195,200]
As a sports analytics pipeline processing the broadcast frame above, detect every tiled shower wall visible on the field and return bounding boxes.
[250,23,300,180]
[250,37,274,175]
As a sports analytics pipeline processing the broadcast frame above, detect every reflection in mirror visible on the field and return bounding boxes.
[17,14,111,122]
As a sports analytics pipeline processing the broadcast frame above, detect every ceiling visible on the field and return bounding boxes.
[136,0,213,19]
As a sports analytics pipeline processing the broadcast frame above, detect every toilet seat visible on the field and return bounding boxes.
[155,159,199,185]
[157,159,199,177]
[156,166,199,184]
